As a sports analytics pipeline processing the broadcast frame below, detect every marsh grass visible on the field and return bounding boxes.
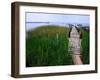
[26,25,89,67]
[81,29,89,64]
[26,25,73,67]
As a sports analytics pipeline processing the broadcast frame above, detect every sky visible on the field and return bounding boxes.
[25,12,90,31]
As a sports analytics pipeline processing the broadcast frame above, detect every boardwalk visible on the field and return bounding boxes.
[69,26,83,65]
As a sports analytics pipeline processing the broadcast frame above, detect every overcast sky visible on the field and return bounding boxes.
[26,12,90,31]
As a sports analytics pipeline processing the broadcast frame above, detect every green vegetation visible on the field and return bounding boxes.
[81,28,89,64]
[26,25,73,67]
[26,25,90,67]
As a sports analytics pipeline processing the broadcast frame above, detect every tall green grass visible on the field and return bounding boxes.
[81,29,89,64]
[26,25,73,67]
[26,25,89,67]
